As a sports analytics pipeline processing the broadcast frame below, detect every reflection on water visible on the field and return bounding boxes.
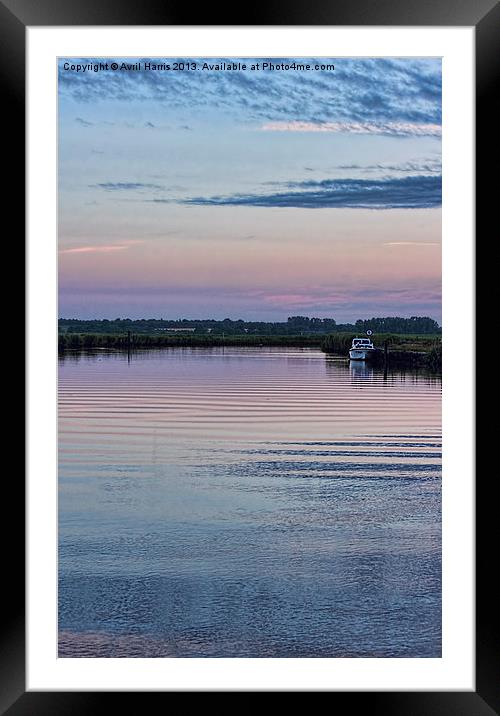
[59,347,441,657]
[348,359,374,378]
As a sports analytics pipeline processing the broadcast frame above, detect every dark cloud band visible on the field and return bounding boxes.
[181,175,441,210]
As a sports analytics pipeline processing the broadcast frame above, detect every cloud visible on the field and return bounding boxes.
[90,182,164,191]
[261,120,441,137]
[60,245,129,255]
[60,240,143,254]
[383,241,439,246]
[76,117,173,131]
[59,57,441,130]
[249,283,441,313]
[181,175,441,210]
[75,117,93,126]
[230,282,442,316]
[336,159,441,173]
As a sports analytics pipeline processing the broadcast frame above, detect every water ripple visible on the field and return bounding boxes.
[59,348,441,658]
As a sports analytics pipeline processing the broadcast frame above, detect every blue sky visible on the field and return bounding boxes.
[58,57,442,321]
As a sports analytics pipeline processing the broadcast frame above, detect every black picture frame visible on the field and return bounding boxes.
[8,0,493,710]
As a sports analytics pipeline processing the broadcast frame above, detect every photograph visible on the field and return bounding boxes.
[57,55,443,659]
[0,0,487,703]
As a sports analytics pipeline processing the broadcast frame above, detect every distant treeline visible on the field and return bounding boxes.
[59,315,441,336]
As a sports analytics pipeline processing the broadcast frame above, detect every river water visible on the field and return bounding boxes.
[58,347,441,657]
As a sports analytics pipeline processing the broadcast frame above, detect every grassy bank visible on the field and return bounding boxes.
[321,333,441,354]
[322,333,442,372]
[58,332,325,352]
[58,330,442,372]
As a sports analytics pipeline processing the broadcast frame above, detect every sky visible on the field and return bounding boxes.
[58,57,442,322]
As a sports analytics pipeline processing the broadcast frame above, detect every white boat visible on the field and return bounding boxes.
[349,336,376,360]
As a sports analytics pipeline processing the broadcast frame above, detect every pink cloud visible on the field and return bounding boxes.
[383,242,439,247]
[252,284,441,310]
[59,241,143,255]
